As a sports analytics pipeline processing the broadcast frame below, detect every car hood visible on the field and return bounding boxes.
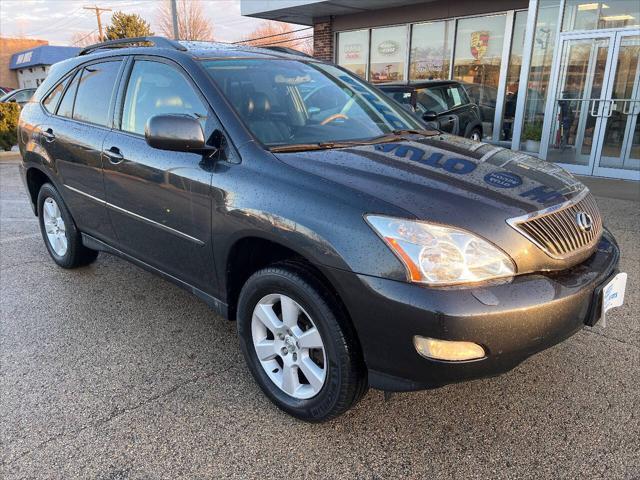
[273,133,588,272]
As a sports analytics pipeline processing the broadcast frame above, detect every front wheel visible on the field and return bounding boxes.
[468,127,482,142]
[237,263,367,422]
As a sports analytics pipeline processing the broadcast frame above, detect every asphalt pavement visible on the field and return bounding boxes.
[1,153,639,479]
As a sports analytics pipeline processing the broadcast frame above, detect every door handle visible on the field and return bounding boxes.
[42,128,55,142]
[103,146,124,164]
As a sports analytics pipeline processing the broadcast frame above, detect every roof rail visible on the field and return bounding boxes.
[262,46,313,58]
[78,36,187,56]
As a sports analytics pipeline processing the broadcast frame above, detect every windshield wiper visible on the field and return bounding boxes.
[269,136,405,153]
[391,128,438,137]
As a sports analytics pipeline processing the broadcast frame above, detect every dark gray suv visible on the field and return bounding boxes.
[18,37,626,422]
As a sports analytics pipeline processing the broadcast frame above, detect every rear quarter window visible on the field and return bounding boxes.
[42,76,71,114]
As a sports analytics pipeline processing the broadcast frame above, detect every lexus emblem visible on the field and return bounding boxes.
[575,211,593,232]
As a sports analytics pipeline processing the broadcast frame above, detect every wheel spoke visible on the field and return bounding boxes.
[280,295,299,327]
[58,221,66,232]
[44,221,56,234]
[297,327,323,349]
[299,357,324,391]
[255,303,282,333]
[44,200,56,219]
[281,364,299,396]
[254,340,277,361]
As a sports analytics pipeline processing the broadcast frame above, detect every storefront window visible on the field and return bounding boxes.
[519,0,561,153]
[501,11,528,142]
[453,14,507,139]
[369,26,408,83]
[409,20,454,81]
[337,30,369,79]
[562,0,640,31]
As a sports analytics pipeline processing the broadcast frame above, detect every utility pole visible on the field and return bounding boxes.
[170,0,180,40]
[83,5,112,42]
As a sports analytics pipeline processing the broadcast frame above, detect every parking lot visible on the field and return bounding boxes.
[1,153,638,479]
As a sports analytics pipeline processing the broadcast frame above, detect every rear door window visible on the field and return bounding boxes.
[72,60,122,127]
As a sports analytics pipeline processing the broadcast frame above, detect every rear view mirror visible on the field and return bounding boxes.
[145,114,216,154]
[422,111,438,122]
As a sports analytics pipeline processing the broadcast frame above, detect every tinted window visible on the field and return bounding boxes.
[14,89,34,102]
[43,78,70,113]
[73,61,122,126]
[57,71,80,118]
[415,87,448,114]
[122,61,207,135]
[444,85,468,109]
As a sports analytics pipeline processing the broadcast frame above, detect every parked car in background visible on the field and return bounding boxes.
[0,87,36,107]
[18,37,626,422]
[380,81,483,141]
[0,86,14,95]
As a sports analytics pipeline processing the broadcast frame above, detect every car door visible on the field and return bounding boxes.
[442,83,476,137]
[415,86,456,133]
[102,57,218,291]
[38,59,124,243]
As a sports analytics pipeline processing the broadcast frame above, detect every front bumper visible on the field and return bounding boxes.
[324,230,620,391]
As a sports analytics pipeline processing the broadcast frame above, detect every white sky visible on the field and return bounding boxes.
[0,0,300,45]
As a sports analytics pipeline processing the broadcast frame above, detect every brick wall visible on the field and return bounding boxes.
[0,38,48,89]
[313,20,333,61]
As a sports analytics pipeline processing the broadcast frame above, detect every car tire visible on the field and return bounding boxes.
[468,127,482,142]
[37,183,98,268]
[237,262,368,422]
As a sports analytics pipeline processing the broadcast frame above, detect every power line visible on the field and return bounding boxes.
[83,5,112,41]
[72,29,99,46]
[233,26,312,44]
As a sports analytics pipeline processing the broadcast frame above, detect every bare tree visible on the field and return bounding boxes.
[71,31,101,47]
[157,0,214,41]
[241,21,312,55]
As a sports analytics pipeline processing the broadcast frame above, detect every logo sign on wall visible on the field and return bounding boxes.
[378,40,400,56]
[344,44,363,60]
[470,31,489,60]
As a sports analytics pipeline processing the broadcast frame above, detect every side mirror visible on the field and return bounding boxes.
[145,114,217,154]
[422,111,438,122]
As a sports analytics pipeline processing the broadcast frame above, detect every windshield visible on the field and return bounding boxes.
[200,59,424,148]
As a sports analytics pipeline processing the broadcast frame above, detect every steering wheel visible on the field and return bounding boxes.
[320,113,349,125]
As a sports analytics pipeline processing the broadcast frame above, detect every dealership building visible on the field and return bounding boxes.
[242,0,640,181]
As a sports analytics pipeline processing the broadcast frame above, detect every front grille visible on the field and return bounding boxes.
[509,191,603,259]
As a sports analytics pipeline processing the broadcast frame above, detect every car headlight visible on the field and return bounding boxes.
[365,215,516,286]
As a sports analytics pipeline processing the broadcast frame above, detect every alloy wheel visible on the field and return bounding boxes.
[42,197,68,256]
[251,293,327,399]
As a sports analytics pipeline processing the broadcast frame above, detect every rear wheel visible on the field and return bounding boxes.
[37,183,98,268]
[237,263,367,422]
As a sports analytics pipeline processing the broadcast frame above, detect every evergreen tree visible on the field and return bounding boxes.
[105,11,153,40]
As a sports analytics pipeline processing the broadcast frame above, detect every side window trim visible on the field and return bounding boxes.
[54,69,80,118]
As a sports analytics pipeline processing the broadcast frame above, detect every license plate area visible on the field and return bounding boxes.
[585,272,627,327]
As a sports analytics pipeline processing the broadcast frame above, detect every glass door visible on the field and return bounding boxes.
[541,30,640,180]
[593,32,640,179]
[540,33,615,175]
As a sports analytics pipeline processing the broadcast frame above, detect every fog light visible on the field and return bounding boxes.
[413,336,485,361]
